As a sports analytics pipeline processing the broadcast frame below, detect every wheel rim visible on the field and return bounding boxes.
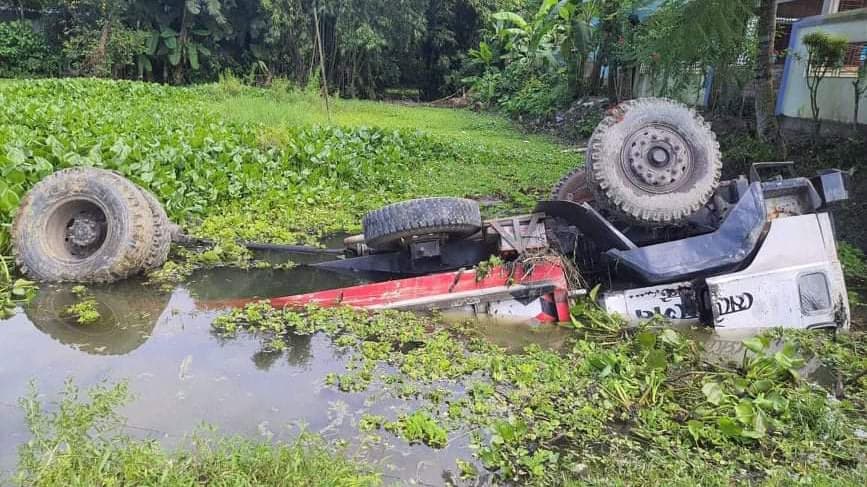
[45,199,109,261]
[620,123,694,194]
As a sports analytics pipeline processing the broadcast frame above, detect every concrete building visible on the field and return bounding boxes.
[776,1,867,127]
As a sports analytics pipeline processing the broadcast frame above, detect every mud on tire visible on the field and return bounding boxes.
[12,167,155,283]
[585,98,722,225]
[551,167,594,204]
[136,186,172,270]
[362,197,482,251]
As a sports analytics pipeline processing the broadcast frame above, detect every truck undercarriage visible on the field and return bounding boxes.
[10,98,853,331]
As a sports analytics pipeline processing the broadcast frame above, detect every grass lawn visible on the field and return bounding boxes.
[209,86,582,213]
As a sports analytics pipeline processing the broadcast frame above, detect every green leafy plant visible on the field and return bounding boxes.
[0,255,36,319]
[385,410,448,448]
[64,297,101,325]
[15,380,381,485]
[696,336,806,441]
[801,32,849,137]
[0,20,58,77]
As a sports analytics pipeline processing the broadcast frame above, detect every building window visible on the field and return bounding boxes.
[843,42,867,67]
[808,42,866,78]
[838,0,867,12]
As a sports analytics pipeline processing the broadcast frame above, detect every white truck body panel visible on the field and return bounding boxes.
[706,212,849,330]
[602,213,849,331]
[602,282,700,325]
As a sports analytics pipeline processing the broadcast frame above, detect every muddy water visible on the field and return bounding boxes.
[0,265,488,485]
[0,258,843,485]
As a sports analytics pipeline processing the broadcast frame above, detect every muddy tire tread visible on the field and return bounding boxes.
[551,166,594,203]
[11,167,154,283]
[362,198,482,251]
[585,98,721,225]
[137,187,172,270]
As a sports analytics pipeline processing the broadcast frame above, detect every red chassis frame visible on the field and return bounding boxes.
[212,260,572,323]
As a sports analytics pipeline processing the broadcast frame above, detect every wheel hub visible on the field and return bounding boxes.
[621,124,693,194]
[67,218,99,247]
[63,209,107,257]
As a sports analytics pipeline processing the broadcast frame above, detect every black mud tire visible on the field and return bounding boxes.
[551,167,594,204]
[12,167,154,283]
[362,197,482,251]
[136,186,172,270]
[585,98,721,225]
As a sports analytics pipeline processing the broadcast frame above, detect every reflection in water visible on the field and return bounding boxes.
[25,280,169,356]
[447,315,574,353]
[247,334,313,371]
[185,265,364,302]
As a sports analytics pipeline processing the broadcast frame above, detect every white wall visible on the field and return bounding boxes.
[777,8,867,125]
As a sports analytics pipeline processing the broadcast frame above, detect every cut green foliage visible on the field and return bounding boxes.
[15,380,381,486]
[214,303,867,485]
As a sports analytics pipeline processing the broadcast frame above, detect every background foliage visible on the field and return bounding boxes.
[0,0,505,100]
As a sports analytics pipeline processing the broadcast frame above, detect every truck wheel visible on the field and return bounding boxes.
[362,197,482,251]
[136,186,172,270]
[551,167,594,204]
[12,168,154,283]
[586,98,721,225]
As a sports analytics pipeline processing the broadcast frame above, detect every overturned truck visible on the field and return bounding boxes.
[12,98,852,330]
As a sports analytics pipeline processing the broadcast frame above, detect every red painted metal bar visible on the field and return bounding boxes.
[269,260,569,311]
[200,260,571,323]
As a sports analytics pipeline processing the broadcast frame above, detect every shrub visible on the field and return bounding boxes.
[0,21,58,77]
[467,60,570,119]
[62,22,149,78]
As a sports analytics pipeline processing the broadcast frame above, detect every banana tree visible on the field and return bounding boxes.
[490,0,592,92]
[558,0,592,97]
[132,0,225,83]
[139,24,212,81]
[491,0,562,67]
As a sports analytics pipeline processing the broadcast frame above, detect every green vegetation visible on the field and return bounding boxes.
[719,132,867,253]
[0,0,498,100]
[0,78,576,263]
[63,291,101,325]
[462,0,761,118]
[840,242,867,308]
[0,255,36,319]
[0,20,58,78]
[801,31,850,137]
[14,380,381,486]
[213,302,867,485]
[385,410,449,448]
